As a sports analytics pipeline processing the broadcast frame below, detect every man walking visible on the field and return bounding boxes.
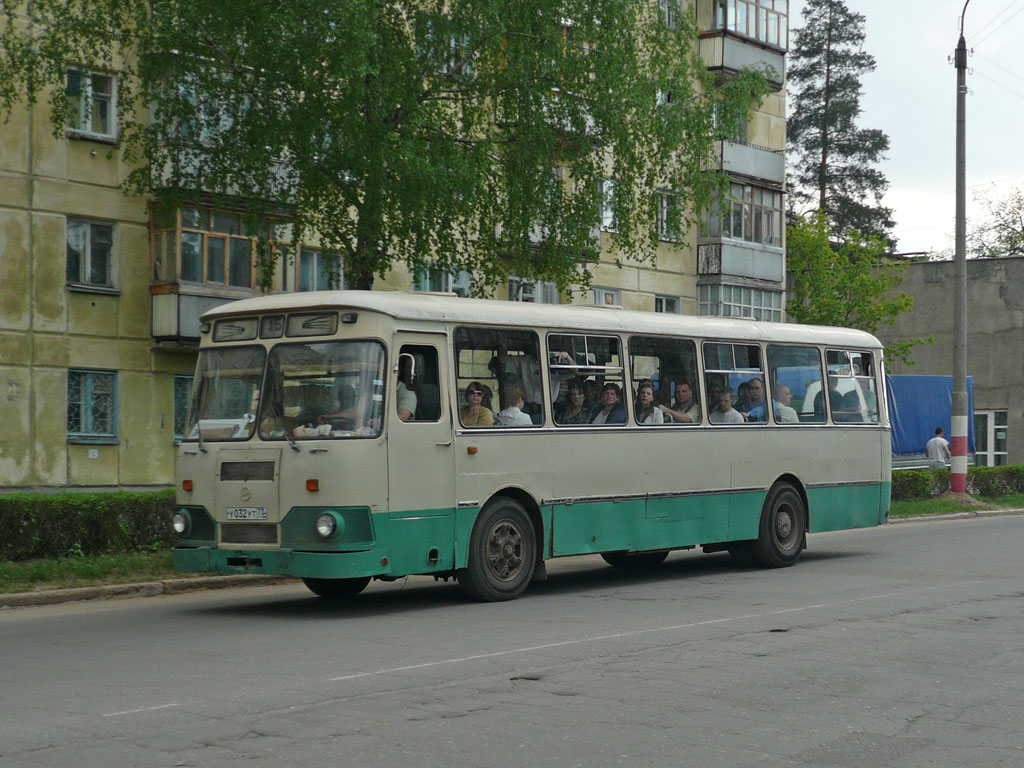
[926,427,952,468]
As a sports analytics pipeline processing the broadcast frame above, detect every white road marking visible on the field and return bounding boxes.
[103,703,179,718]
[328,581,984,682]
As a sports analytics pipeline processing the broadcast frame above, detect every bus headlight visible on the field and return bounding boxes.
[311,512,344,540]
[172,510,191,536]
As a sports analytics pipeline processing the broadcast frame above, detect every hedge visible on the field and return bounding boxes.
[892,464,1024,502]
[0,490,177,562]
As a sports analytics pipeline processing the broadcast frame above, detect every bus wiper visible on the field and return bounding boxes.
[273,401,300,451]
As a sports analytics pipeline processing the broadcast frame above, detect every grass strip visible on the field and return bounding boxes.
[0,550,177,594]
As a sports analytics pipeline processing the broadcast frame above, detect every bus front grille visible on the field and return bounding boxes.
[221,523,278,545]
[220,461,276,481]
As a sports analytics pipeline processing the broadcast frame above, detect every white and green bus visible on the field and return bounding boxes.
[173,291,891,601]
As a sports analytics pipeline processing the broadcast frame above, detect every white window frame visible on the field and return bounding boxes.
[508,276,559,304]
[66,67,117,140]
[66,218,115,289]
[657,191,682,242]
[974,409,1008,467]
[415,267,472,297]
[593,287,621,307]
[298,248,343,292]
[712,0,788,48]
[598,179,616,231]
[655,295,680,314]
[699,283,783,322]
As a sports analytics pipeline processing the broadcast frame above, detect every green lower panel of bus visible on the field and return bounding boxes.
[807,483,890,532]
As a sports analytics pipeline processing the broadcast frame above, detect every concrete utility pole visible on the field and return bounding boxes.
[951,1,970,493]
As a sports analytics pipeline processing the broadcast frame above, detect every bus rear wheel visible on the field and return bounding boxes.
[459,497,536,602]
[601,551,669,569]
[302,576,371,599]
[752,483,806,568]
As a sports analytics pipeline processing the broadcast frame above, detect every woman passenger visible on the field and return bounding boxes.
[633,380,664,424]
[460,381,494,427]
[590,383,626,425]
[558,379,591,424]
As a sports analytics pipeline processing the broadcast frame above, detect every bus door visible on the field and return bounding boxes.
[386,333,456,526]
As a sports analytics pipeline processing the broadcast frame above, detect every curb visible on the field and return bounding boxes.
[887,507,1024,524]
[0,574,294,609]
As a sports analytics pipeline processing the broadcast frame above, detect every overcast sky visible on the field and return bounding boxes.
[787,0,1024,254]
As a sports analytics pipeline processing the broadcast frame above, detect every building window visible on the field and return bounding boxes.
[67,369,117,440]
[658,0,681,29]
[298,248,343,291]
[974,410,1008,466]
[655,295,680,314]
[508,277,559,304]
[593,287,621,306]
[414,267,472,296]
[173,374,194,441]
[151,203,291,289]
[709,183,783,247]
[67,218,114,288]
[66,68,116,139]
[598,179,616,231]
[699,283,783,322]
[657,191,682,241]
[712,0,788,48]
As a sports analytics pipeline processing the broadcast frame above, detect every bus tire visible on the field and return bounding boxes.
[752,483,806,568]
[459,497,536,602]
[302,576,371,599]
[726,542,756,567]
[601,551,669,569]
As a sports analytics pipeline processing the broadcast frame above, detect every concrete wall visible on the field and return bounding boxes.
[877,257,1024,464]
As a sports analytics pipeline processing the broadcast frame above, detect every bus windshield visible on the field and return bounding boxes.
[185,345,266,441]
[259,340,386,439]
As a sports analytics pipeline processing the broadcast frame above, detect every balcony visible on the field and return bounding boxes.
[716,139,785,187]
[698,31,785,88]
[697,240,784,284]
[151,285,249,344]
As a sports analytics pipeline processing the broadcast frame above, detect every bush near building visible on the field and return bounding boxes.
[0,490,176,561]
[892,465,1024,501]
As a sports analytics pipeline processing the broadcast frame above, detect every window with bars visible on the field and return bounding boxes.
[173,374,194,441]
[67,369,117,440]
[712,0,788,48]
[698,283,783,322]
[66,219,114,288]
[66,68,116,139]
[508,277,559,304]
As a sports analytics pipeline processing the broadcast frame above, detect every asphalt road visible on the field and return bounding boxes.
[2,516,1023,768]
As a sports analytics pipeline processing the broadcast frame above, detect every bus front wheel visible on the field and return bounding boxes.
[459,498,536,602]
[753,483,806,568]
[302,576,371,599]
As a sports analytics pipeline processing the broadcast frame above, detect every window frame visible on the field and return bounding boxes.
[298,248,344,292]
[698,283,783,322]
[592,287,621,307]
[66,67,117,141]
[702,340,767,425]
[173,374,195,442]
[974,410,1008,467]
[508,276,559,304]
[548,333,627,428]
[66,217,116,291]
[67,368,118,443]
[628,335,701,427]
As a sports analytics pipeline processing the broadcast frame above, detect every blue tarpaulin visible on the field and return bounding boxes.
[886,374,974,455]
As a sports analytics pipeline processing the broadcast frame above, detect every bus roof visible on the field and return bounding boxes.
[202,290,884,349]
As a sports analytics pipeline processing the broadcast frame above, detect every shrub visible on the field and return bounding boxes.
[0,490,177,562]
[892,464,1024,501]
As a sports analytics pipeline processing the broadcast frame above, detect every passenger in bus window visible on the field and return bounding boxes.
[633,380,664,425]
[772,384,800,423]
[737,377,767,422]
[396,380,417,421]
[495,385,533,426]
[460,381,494,427]
[582,379,601,414]
[556,378,591,425]
[709,386,744,424]
[590,383,626,425]
[319,385,358,428]
[658,380,701,424]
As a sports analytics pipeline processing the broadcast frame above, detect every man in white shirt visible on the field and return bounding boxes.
[709,386,744,424]
[772,384,800,424]
[926,426,951,468]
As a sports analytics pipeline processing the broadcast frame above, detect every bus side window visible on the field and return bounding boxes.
[397,345,441,422]
[628,335,701,425]
[767,344,824,424]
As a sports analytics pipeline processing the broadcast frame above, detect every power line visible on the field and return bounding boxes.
[971,0,1024,38]
[973,1,1024,47]
[976,52,1024,86]
[973,70,1024,102]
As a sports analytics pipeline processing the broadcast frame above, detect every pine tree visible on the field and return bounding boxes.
[787,0,895,246]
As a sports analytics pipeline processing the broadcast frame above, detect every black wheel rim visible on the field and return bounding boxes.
[484,519,526,582]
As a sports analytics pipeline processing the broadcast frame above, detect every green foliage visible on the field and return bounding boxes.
[969,185,1024,259]
[786,0,894,244]
[786,214,931,365]
[0,0,772,292]
[0,490,177,562]
[891,465,1024,502]
[0,550,177,594]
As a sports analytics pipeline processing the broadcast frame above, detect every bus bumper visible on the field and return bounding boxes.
[172,546,392,579]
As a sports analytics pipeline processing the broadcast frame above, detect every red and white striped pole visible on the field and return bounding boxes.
[951,4,970,494]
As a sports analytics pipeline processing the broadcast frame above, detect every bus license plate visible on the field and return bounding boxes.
[226,507,268,521]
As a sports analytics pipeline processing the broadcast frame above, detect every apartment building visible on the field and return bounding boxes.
[0,0,789,491]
